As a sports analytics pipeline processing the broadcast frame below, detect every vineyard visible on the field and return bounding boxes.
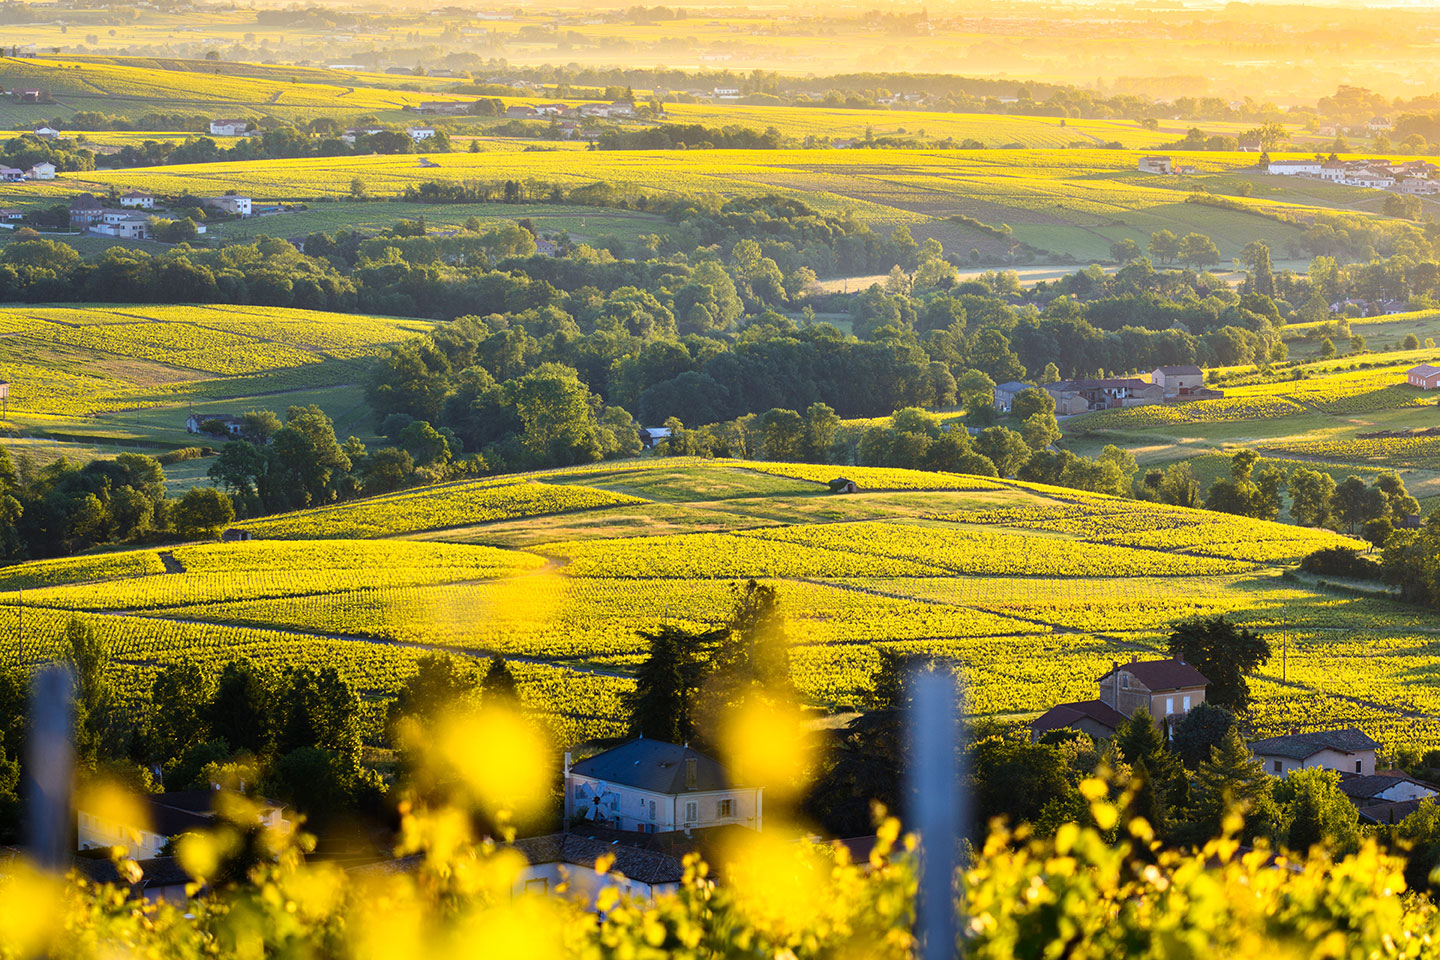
[0,303,429,431]
[5,457,1437,754]
[8,147,1390,261]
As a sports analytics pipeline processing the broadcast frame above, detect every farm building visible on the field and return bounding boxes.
[1407,364,1440,389]
[0,166,24,182]
[505,105,539,118]
[68,194,105,229]
[91,213,151,240]
[564,738,761,834]
[27,162,55,180]
[0,209,23,223]
[637,426,671,449]
[186,413,245,435]
[1151,365,1204,397]
[1266,159,1323,176]
[1249,728,1379,777]
[1137,156,1173,174]
[1046,377,1163,412]
[1343,774,1440,824]
[405,127,437,142]
[411,101,471,116]
[1032,657,1207,740]
[209,119,250,136]
[32,126,60,140]
[202,195,252,217]
[992,380,1034,413]
[120,191,156,209]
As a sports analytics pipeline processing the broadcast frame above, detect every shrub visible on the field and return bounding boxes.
[1300,546,1382,580]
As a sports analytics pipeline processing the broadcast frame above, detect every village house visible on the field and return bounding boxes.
[91,211,152,240]
[564,738,762,834]
[637,425,671,449]
[1266,158,1323,176]
[31,126,60,140]
[70,856,192,903]
[1045,377,1164,412]
[505,105,539,119]
[26,162,55,180]
[534,238,559,256]
[0,209,23,224]
[1406,364,1440,390]
[119,191,156,209]
[405,126,436,142]
[209,119,250,137]
[1341,773,1439,824]
[202,195,252,217]
[0,166,25,182]
[1150,364,1205,398]
[510,833,685,906]
[1137,156,1173,175]
[1031,658,1208,740]
[412,101,471,116]
[68,193,105,229]
[991,380,1035,413]
[1249,728,1379,777]
[1367,116,1392,133]
[78,789,288,859]
[185,412,246,436]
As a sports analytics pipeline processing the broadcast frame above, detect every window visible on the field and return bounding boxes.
[1182,695,1191,712]
[525,878,548,894]
[1120,674,1129,689]
[1165,697,1174,716]
[1356,760,1363,773]
[1273,761,1282,774]
[648,800,656,820]
[718,799,734,818]
[685,801,698,823]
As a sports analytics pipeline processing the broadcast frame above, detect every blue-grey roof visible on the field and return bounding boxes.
[995,381,1033,393]
[570,738,732,793]
[1250,728,1379,760]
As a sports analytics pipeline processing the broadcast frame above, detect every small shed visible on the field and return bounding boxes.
[828,477,859,494]
[221,528,253,542]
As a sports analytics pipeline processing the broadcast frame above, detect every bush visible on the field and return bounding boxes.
[157,446,207,465]
[1300,546,1382,580]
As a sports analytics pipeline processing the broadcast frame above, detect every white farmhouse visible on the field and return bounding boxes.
[1249,728,1379,777]
[565,738,762,834]
[1266,159,1322,176]
[25,162,54,180]
[119,191,155,209]
[209,119,250,136]
[405,126,436,142]
[511,833,684,906]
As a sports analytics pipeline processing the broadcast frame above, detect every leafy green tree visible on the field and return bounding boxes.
[802,402,841,460]
[1147,229,1180,265]
[1010,387,1053,422]
[624,626,712,744]
[1156,461,1201,508]
[1288,468,1337,528]
[756,407,806,460]
[389,652,477,727]
[970,737,1075,833]
[173,486,234,540]
[1375,472,1420,524]
[481,656,519,704]
[148,659,213,764]
[1276,767,1360,856]
[1182,725,1279,846]
[1177,233,1220,270]
[1240,240,1276,297]
[1110,238,1141,263]
[209,659,277,755]
[1171,702,1237,769]
[1020,412,1061,451]
[1166,616,1271,710]
[64,616,122,764]
[1115,707,1182,835]
[278,666,361,761]
[1332,475,1386,532]
[975,425,1031,476]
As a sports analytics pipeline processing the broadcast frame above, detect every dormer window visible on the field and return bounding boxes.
[1120,674,1129,689]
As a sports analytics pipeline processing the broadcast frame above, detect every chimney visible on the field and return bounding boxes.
[1111,659,1121,709]
[685,757,697,790]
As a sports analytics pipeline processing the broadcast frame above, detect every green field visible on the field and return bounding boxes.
[4,458,1432,753]
[2,147,1403,261]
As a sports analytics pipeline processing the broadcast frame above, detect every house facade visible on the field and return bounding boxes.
[1031,658,1208,741]
[186,413,245,435]
[27,162,55,180]
[209,119,249,136]
[1137,156,1173,175]
[564,738,762,834]
[1151,365,1204,397]
[1250,728,1379,776]
[203,195,252,217]
[1096,658,1208,727]
[69,193,105,229]
[1407,364,1440,389]
[405,127,436,142]
[1267,159,1323,176]
[1045,377,1163,412]
[120,191,156,209]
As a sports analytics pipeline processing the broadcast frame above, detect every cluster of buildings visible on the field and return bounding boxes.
[1137,156,1201,176]
[1266,157,1440,195]
[66,191,251,240]
[1032,657,1438,825]
[993,365,1222,416]
[503,100,636,120]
